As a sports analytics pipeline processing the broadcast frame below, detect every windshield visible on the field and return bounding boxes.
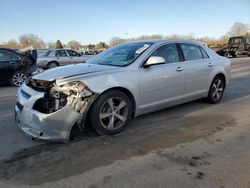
[40,50,51,57]
[229,38,243,44]
[87,42,152,67]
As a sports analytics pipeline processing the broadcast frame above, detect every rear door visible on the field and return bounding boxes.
[55,50,71,65]
[179,43,213,98]
[67,50,84,64]
[0,50,20,82]
[139,43,186,112]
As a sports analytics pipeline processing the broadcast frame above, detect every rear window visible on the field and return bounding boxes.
[200,47,209,59]
[180,43,203,61]
[56,50,67,57]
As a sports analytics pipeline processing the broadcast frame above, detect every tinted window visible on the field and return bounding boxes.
[150,43,180,63]
[42,50,51,56]
[48,50,56,57]
[56,50,67,57]
[200,47,209,59]
[180,43,203,61]
[0,50,19,61]
[67,50,80,57]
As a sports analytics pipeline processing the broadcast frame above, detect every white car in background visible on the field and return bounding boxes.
[37,49,88,69]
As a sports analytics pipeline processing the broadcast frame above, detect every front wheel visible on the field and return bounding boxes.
[89,90,132,135]
[11,71,27,87]
[206,76,225,104]
[47,61,59,69]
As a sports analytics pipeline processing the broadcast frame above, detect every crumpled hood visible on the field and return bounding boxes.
[32,63,119,81]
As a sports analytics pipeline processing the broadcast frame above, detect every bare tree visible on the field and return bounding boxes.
[228,22,250,36]
[19,34,45,49]
[56,40,63,48]
[109,35,164,46]
[66,40,81,50]
[4,39,19,49]
[95,42,109,50]
[47,42,56,48]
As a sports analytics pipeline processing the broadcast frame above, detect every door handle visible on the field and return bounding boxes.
[176,67,184,72]
[9,61,17,64]
[208,62,214,67]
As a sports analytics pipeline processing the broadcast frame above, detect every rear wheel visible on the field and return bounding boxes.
[11,71,27,87]
[89,90,132,135]
[225,51,230,58]
[47,61,59,69]
[206,76,225,104]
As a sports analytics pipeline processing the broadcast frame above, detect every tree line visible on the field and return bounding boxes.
[1,22,249,50]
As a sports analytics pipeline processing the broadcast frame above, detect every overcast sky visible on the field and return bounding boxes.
[0,0,249,44]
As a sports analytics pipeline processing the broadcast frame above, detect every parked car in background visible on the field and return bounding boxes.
[36,49,87,69]
[37,49,48,57]
[15,40,231,142]
[0,48,41,86]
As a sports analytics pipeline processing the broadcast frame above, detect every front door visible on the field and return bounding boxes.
[67,50,83,64]
[139,43,186,112]
[55,50,71,65]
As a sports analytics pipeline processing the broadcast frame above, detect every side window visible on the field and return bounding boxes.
[67,50,80,57]
[200,47,209,59]
[0,50,18,61]
[180,43,203,61]
[48,50,56,57]
[150,44,180,63]
[56,50,67,57]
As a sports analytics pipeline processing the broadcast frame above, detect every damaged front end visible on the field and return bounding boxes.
[32,80,92,112]
[28,78,97,126]
[15,79,97,142]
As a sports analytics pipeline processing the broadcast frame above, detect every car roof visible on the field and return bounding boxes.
[124,39,206,47]
[0,48,22,56]
[47,48,72,51]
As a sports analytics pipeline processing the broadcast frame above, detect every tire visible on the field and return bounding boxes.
[89,90,132,135]
[47,61,59,69]
[206,76,225,104]
[225,52,230,58]
[10,71,27,87]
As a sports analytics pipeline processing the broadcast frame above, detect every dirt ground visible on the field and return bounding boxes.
[0,57,249,188]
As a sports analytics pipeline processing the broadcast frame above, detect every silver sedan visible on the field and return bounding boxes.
[36,49,88,69]
[15,40,231,142]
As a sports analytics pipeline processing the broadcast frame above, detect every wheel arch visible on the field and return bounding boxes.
[81,86,136,133]
[47,61,59,67]
[213,73,226,86]
[85,86,136,122]
[97,87,136,117]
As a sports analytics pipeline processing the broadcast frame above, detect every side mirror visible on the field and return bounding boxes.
[144,56,165,67]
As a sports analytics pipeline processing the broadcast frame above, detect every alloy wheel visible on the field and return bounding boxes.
[12,72,27,87]
[99,97,128,130]
[211,79,224,101]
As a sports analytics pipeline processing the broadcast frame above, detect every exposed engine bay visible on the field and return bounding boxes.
[28,79,96,117]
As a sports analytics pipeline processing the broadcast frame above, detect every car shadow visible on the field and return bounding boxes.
[70,74,250,141]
